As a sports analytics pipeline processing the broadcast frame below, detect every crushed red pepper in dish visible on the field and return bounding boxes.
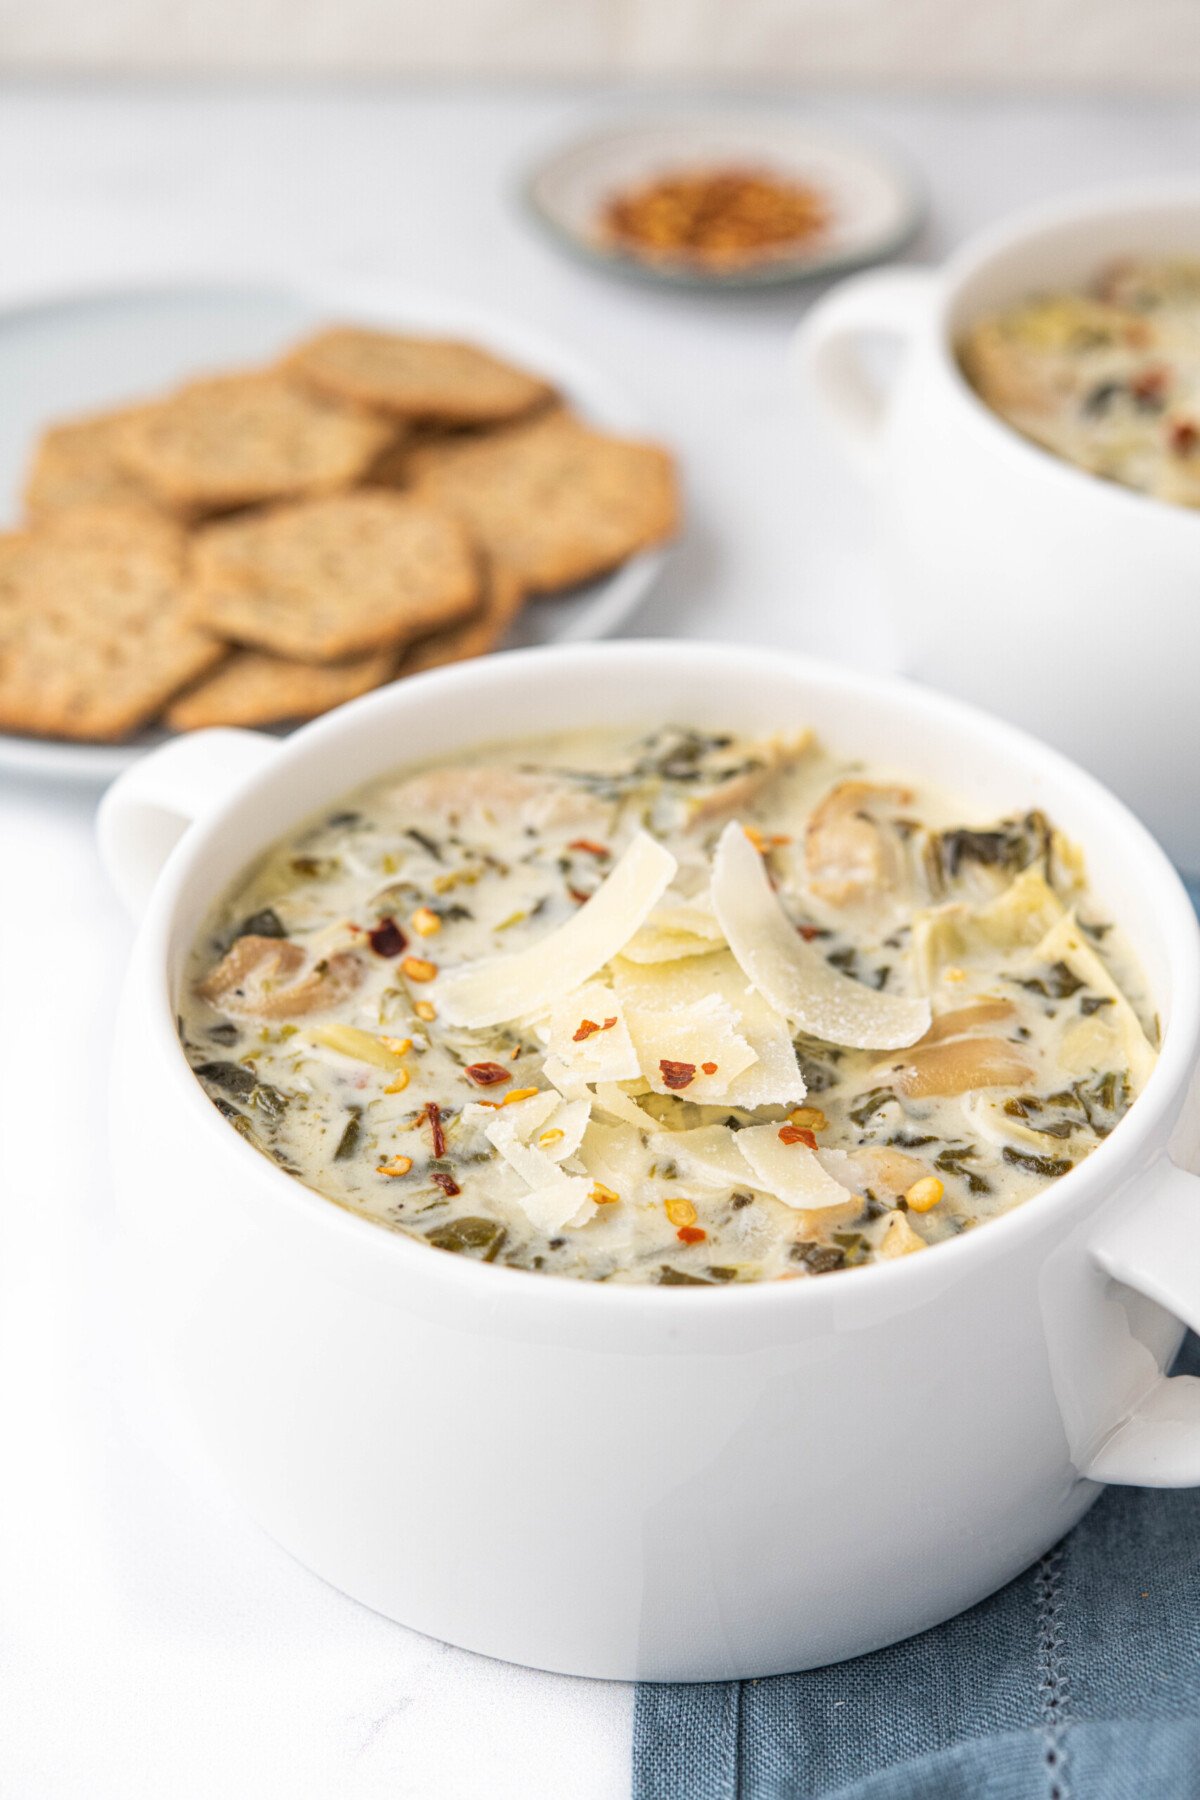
[598,166,831,273]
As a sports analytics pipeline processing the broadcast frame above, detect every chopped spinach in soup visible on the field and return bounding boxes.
[180,726,1157,1284]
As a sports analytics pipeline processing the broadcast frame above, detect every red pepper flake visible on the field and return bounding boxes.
[779,1124,818,1149]
[464,1061,512,1087]
[701,1061,718,1075]
[1171,419,1198,457]
[421,1102,446,1158]
[568,838,611,858]
[431,1170,461,1198]
[677,1225,707,1245]
[567,886,592,905]
[798,923,821,942]
[660,1059,697,1091]
[573,1016,617,1042]
[368,915,407,957]
[1132,364,1168,403]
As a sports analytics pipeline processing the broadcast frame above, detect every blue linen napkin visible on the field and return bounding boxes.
[634,1341,1200,1799]
[634,876,1200,1799]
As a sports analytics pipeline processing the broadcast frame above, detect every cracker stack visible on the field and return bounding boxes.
[3,326,680,742]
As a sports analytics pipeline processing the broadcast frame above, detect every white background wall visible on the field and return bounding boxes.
[0,0,1197,87]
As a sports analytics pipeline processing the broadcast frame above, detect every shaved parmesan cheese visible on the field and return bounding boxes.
[735,1123,858,1211]
[613,950,805,1108]
[652,897,724,939]
[479,1089,559,1137]
[619,925,725,964]
[622,991,759,1101]
[651,1124,758,1190]
[579,1120,646,1198]
[479,1088,592,1163]
[620,892,726,963]
[535,1097,593,1164]
[545,982,640,1083]
[711,821,930,1050]
[436,831,676,1029]
[542,1055,590,1099]
[515,1178,598,1235]
[484,1112,556,1181]
[485,1114,597,1231]
[590,1082,652,1129]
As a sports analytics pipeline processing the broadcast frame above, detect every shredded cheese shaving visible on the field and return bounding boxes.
[435,831,676,1028]
[711,820,931,1050]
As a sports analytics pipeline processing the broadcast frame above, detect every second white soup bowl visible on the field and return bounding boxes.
[793,184,1200,872]
[100,642,1200,1681]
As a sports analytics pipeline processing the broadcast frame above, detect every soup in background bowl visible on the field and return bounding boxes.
[960,257,1200,506]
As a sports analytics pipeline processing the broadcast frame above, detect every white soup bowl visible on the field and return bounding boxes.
[99,642,1200,1680]
[793,183,1200,872]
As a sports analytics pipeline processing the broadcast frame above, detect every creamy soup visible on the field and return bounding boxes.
[180,727,1157,1285]
[961,257,1200,506]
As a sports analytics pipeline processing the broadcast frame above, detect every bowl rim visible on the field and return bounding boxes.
[924,178,1200,530]
[131,639,1200,1317]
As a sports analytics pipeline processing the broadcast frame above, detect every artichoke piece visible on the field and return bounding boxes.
[877,1211,927,1259]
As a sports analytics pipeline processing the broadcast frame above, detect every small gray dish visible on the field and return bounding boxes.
[524,111,925,291]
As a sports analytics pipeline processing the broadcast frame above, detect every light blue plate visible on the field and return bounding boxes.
[0,273,670,785]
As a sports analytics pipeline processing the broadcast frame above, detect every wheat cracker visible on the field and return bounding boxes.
[188,490,480,661]
[286,326,554,426]
[23,405,156,520]
[0,525,225,741]
[406,410,679,591]
[114,369,395,519]
[399,562,527,676]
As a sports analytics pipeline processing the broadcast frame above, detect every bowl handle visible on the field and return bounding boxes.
[97,728,281,920]
[788,267,938,481]
[1085,1160,1200,1486]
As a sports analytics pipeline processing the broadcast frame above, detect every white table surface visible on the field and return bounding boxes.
[2,83,1199,1800]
